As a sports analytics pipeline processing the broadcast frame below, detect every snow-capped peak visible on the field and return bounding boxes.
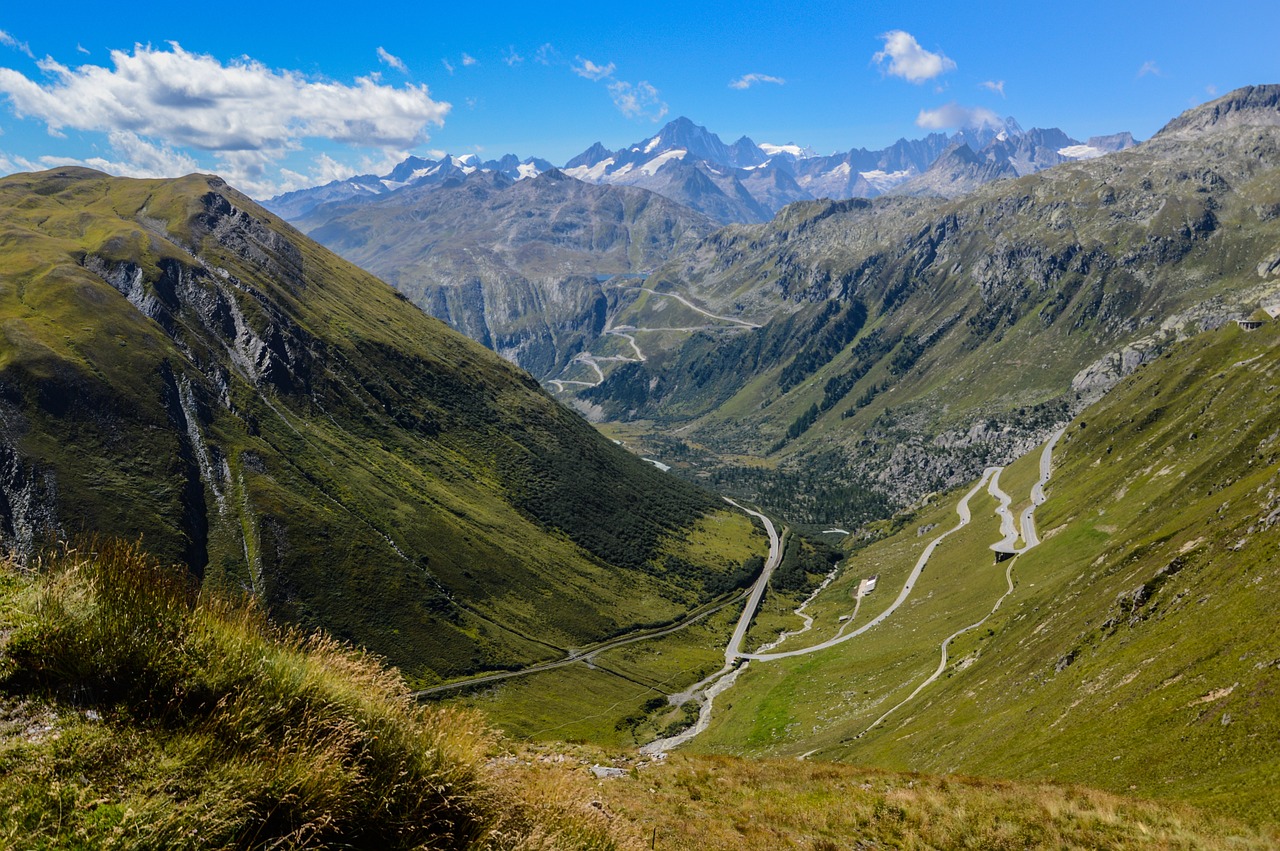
[759,142,817,159]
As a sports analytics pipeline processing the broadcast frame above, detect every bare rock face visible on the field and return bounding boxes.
[303,171,715,377]
[1155,85,1280,140]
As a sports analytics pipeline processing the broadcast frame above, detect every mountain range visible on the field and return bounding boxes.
[267,152,555,221]
[572,87,1280,516]
[267,114,1136,226]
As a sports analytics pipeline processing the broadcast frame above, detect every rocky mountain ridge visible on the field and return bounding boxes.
[562,115,1136,223]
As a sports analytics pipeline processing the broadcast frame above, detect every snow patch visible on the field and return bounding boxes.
[516,162,541,179]
[639,149,687,175]
[563,157,616,182]
[858,168,912,191]
[1058,144,1104,160]
[759,142,815,159]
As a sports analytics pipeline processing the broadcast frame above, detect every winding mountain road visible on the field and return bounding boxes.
[723,498,784,662]
[413,495,782,701]
[644,430,1066,754]
[547,284,760,393]
[737,468,999,662]
[616,286,762,329]
[859,427,1065,735]
[639,499,784,755]
[411,591,745,699]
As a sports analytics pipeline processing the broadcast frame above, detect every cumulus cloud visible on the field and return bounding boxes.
[573,57,616,81]
[916,103,1001,130]
[376,47,407,73]
[729,73,785,90]
[36,130,200,179]
[0,43,449,154]
[873,30,956,84]
[0,30,34,59]
[1137,60,1162,78]
[461,53,477,67]
[608,80,667,122]
[980,79,1005,98]
[503,46,523,67]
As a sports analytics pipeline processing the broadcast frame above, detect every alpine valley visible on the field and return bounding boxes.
[1,82,1278,849]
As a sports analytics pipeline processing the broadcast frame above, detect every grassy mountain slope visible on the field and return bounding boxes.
[692,319,1280,823]
[0,167,761,685]
[579,86,1280,521]
[3,545,1269,848]
[0,544,622,849]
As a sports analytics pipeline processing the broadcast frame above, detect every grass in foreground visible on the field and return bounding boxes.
[503,749,1276,850]
[2,539,1269,849]
[0,540,619,850]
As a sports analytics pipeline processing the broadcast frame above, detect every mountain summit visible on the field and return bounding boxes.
[1156,83,1280,139]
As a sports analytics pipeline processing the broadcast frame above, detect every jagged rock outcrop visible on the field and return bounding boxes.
[1155,84,1280,139]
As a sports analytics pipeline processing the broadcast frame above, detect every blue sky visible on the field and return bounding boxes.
[1,1,1277,197]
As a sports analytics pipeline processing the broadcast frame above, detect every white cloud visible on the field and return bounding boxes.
[535,43,559,66]
[504,46,523,67]
[573,57,616,81]
[916,103,1001,130]
[0,43,449,154]
[0,30,34,59]
[461,53,477,67]
[1206,84,1218,97]
[36,130,200,179]
[441,58,454,74]
[376,47,407,74]
[980,79,1005,98]
[76,44,90,55]
[0,150,40,175]
[873,30,956,84]
[1138,60,1162,78]
[729,73,785,90]
[608,80,667,122]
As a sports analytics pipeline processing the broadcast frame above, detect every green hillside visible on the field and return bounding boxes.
[5,544,1269,849]
[691,319,1280,823]
[0,167,762,685]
